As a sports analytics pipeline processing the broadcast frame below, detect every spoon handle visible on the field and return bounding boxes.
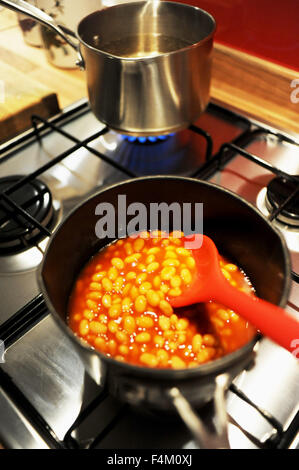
[213,282,299,354]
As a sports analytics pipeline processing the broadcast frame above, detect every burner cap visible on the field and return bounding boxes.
[266,176,299,227]
[0,176,54,253]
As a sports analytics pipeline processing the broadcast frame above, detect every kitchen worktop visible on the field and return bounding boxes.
[0,8,298,142]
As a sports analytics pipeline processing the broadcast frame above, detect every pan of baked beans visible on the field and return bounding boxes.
[39,176,291,412]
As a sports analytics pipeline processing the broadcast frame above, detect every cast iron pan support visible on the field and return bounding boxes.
[169,374,230,449]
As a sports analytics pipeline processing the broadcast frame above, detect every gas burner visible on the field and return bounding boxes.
[121,133,175,144]
[0,176,54,254]
[265,176,299,227]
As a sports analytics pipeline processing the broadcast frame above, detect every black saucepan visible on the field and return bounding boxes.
[38,177,291,413]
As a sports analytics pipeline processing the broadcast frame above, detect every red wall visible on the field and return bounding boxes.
[179,0,299,71]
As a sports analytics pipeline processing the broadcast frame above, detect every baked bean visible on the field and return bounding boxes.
[102,294,112,308]
[124,242,133,256]
[160,284,169,294]
[92,272,106,282]
[168,341,178,351]
[146,290,160,307]
[180,268,192,284]
[225,263,238,272]
[126,271,136,281]
[122,282,132,296]
[197,349,210,363]
[108,339,117,354]
[130,286,139,300]
[102,278,113,292]
[177,318,189,330]
[86,299,98,311]
[159,315,170,331]
[139,281,152,294]
[171,356,186,369]
[115,355,125,362]
[165,251,178,259]
[122,297,132,312]
[137,316,154,328]
[146,254,156,264]
[157,349,169,366]
[116,331,128,344]
[89,282,102,291]
[147,247,160,254]
[135,295,147,313]
[111,257,125,270]
[99,313,108,323]
[90,321,107,334]
[123,316,136,334]
[153,275,161,288]
[140,353,158,367]
[203,334,216,347]
[136,273,147,285]
[217,309,230,321]
[186,257,196,269]
[108,266,118,281]
[154,335,165,347]
[94,337,106,351]
[69,232,256,370]
[125,254,141,264]
[136,332,151,343]
[138,231,150,239]
[161,266,176,280]
[170,230,184,239]
[119,345,129,355]
[108,320,118,333]
[83,309,94,320]
[109,304,121,318]
[178,333,186,344]
[79,319,89,336]
[133,238,145,252]
[170,276,182,288]
[159,300,173,316]
[146,262,160,273]
[162,259,180,268]
[192,334,203,352]
[221,268,231,281]
[176,247,190,257]
[87,291,102,300]
[168,287,182,297]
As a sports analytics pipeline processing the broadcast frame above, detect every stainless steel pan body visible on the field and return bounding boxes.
[38,177,291,414]
[0,0,216,136]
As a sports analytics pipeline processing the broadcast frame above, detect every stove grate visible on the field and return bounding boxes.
[216,138,299,282]
[0,101,298,449]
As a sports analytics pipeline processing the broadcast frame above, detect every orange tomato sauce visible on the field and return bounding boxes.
[68,231,256,369]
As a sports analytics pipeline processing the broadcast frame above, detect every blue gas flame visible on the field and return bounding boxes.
[122,133,175,144]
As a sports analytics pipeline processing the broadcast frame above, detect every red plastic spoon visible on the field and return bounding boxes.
[169,235,299,354]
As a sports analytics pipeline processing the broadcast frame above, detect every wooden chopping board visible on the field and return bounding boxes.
[0,60,60,144]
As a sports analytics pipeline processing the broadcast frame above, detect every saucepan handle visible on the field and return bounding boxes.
[0,0,80,52]
[168,374,231,449]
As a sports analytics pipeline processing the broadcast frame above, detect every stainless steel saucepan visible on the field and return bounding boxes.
[38,176,291,447]
[0,0,216,136]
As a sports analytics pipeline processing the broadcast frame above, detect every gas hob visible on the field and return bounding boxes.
[0,99,298,449]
